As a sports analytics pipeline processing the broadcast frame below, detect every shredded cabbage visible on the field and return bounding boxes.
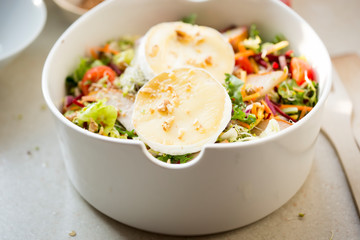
[242,35,261,52]
[113,49,135,66]
[219,127,238,142]
[219,124,258,142]
[260,119,280,138]
[115,65,147,94]
[74,99,118,136]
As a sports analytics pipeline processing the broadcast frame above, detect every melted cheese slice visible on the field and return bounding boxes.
[137,21,235,84]
[132,67,232,155]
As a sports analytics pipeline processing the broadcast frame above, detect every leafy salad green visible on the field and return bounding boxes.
[62,20,319,164]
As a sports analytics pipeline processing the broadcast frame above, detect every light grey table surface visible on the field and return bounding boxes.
[1,0,360,239]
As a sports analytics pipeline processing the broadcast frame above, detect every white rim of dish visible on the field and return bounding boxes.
[42,0,333,169]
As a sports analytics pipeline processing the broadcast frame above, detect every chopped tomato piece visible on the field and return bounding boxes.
[285,50,294,57]
[290,57,315,85]
[80,66,116,95]
[235,56,254,74]
[272,62,279,69]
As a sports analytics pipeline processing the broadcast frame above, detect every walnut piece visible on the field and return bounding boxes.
[175,29,193,43]
[149,44,159,57]
[162,116,175,131]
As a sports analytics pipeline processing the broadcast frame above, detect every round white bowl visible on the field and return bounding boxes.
[0,0,47,69]
[42,0,332,236]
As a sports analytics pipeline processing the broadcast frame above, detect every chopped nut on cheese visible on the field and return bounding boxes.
[178,128,186,140]
[175,29,193,43]
[149,44,159,57]
[162,116,175,131]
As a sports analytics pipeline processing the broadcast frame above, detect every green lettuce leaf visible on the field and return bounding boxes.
[113,49,135,65]
[232,105,256,124]
[272,33,286,44]
[117,37,136,51]
[157,154,192,164]
[74,100,117,136]
[249,24,260,38]
[182,13,197,25]
[114,122,138,139]
[278,79,318,107]
[73,58,92,83]
[224,73,245,106]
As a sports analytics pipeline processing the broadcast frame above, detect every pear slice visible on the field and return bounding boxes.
[246,70,287,99]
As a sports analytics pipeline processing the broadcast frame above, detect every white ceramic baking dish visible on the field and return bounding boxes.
[42,0,332,235]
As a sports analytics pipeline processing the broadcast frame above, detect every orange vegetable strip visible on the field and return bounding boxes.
[275,116,294,125]
[243,92,260,101]
[90,48,99,59]
[251,104,257,115]
[237,121,251,129]
[69,105,81,111]
[299,108,307,120]
[240,84,247,98]
[235,50,255,58]
[280,104,313,111]
[102,43,110,52]
[98,43,119,55]
[293,87,305,93]
[249,57,259,73]
[237,42,247,52]
[261,100,273,115]
[110,49,119,55]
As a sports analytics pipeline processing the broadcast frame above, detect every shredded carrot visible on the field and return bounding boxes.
[249,57,259,73]
[293,87,305,93]
[238,121,251,129]
[240,84,247,99]
[88,90,100,96]
[237,42,247,52]
[100,43,119,55]
[275,116,294,125]
[69,105,81,111]
[253,114,264,128]
[90,48,99,59]
[243,92,260,101]
[235,50,255,58]
[102,43,110,52]
[110,49,119,55]
[299,108,307,120]
[251,104,257,115]
[261,100,273,115]
[280,104,313,112]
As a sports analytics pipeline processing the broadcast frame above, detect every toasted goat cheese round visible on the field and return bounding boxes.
[136,21,235,84]
[132,67,232,155]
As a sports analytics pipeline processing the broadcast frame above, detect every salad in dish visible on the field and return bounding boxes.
[63,18,318,164]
